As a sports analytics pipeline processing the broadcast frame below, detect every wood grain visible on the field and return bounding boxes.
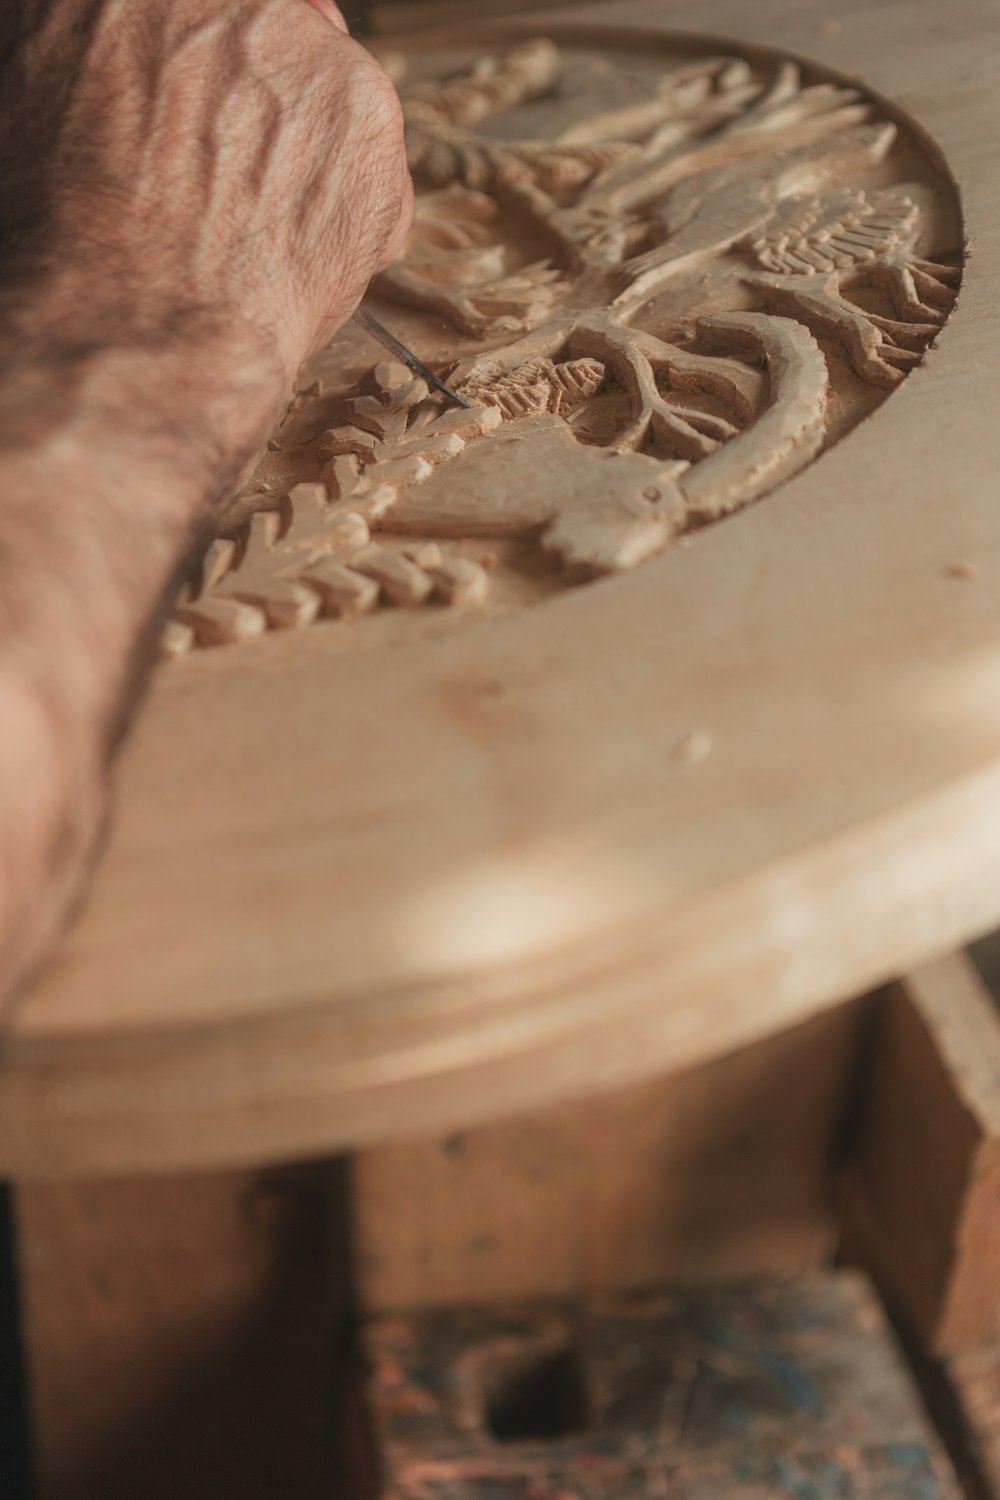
[2,0,1000,1176]
[177,37,955,648]
[355,999,867,1311]
[843,954,1000,1354]
[947,1345,1000,1499]
[364,1272,962,1499]
[14,1166,339,1500]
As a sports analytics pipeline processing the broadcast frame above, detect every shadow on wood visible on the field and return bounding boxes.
[842,955,1000,1355]
[355,999,869,1313]
[14,1163,347,1500]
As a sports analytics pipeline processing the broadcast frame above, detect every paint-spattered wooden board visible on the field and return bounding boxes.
[2,0,1000,1176]
[948,1345,1000,1498]
[364,1273,962,1499]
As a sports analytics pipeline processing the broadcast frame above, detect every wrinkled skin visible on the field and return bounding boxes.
[0,0,412,1004]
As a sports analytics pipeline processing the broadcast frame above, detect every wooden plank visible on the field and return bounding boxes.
[355,1000,866,1311]
[842,953,1000,1355]
[0,1187,33,1500]
[14,1165,338,1500]
[3,0,1000,1176]
[363,1272,962,1498]
[947,1345,1000,1499]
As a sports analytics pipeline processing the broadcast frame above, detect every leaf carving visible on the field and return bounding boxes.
[166,35,961,655]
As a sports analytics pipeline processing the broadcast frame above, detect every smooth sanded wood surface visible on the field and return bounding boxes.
[354,1001,867,1313]
[3,0,1000,1176]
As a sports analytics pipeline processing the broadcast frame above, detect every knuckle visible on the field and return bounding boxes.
[353,54,407,152]
[339,52,410,211]
[306,38,407,168]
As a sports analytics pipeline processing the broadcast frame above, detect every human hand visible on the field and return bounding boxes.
[3,0,412,394]
[0,0,412,1003]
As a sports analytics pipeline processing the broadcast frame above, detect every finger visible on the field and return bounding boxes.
[304,0,349,31]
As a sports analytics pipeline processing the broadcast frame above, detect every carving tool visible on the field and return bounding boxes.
[353,308,472,408]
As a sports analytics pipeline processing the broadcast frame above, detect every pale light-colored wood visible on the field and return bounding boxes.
[843,954,1000,1354]
[2,0,1000,1176]
[174,35,954,641]
[355,999,867,1312]
[15,1166,338,1500]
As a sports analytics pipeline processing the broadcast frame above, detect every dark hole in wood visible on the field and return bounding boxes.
[484,1346,589,1443]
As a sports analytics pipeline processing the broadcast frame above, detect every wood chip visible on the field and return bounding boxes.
[287,482,329,512]
[670,729,714,769]
[247,510,281,550]
[201,537,237,591]
[160,620,194,660]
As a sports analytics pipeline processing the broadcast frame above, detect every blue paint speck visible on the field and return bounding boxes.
[755,1349,826,1417]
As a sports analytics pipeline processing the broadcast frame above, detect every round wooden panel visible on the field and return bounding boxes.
[169,24,960,651]
[3,0,999,1177]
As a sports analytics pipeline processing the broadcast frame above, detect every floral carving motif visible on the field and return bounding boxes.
[168,36,960,654]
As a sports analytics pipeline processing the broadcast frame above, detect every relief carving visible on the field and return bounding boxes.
[167,36,961,655]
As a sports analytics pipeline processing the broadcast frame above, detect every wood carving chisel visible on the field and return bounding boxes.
[352,308,472,408]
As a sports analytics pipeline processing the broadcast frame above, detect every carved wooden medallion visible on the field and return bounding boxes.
[4,0,995,1182]
[166,34,962,655]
